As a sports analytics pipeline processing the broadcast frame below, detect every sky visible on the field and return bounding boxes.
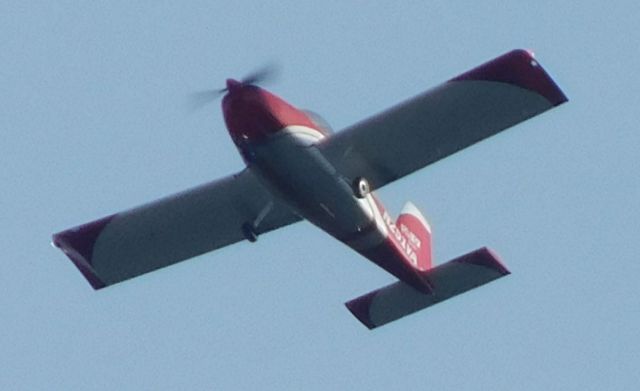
[2,1,639,389]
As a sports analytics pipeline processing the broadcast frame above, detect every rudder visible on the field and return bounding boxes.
[396,202,432,271]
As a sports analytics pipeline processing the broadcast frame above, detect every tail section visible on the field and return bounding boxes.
[347,201,511,329]
[345,247,510,329]
[395,202,432,271]
[359,200,434,293]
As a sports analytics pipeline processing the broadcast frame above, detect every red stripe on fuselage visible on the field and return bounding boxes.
[358,241,432,294]
[350,196,432,293]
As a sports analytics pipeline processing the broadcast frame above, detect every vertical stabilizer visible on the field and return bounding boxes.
[396,202,432,271]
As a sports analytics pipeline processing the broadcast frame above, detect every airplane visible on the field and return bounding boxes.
[52,49,567,329]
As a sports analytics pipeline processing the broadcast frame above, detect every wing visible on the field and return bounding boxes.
[52,169,300,289]
[318,49,568,190]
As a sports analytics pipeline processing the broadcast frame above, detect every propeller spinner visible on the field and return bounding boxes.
[188,64,279,110]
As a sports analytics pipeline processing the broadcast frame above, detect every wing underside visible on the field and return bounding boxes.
[318,49,568,190]
[53,169,300,289]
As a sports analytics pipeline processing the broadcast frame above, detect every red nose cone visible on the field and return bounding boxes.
[226,78,242,93]
[222,85,317,146]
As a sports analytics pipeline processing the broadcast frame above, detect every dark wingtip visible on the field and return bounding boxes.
[53,241,107,290]
[345,291,378,330]
[451,49,568,106]
[455,247,510,276]
[52,215,115,289]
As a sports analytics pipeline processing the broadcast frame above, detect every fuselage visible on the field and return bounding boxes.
[221,80,430,292]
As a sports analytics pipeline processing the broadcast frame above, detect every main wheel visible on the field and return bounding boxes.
[241,223,258,243]
[353,177,370,198]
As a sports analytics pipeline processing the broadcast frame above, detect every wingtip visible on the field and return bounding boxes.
[52,215,114,290]
[345,292,378,330]
[456,247,510,276]
[53,239,107,290]
[451,49,568,107]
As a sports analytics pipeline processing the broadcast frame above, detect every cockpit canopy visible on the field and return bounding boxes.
[303,110,333,135]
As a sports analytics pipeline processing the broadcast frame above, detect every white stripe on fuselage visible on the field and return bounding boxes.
[280,125,327,146]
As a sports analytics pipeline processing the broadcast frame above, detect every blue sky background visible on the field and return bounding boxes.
[2,1,639,389]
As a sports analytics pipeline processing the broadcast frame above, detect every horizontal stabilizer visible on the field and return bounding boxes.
[345,247,509,329]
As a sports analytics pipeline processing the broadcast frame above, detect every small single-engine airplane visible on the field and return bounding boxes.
[53,49,567,329]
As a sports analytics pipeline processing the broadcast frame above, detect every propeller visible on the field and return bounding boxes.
[238,64,278,87]
[187,64,279,111]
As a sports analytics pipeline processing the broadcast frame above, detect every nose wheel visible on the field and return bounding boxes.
[353,177,371,199]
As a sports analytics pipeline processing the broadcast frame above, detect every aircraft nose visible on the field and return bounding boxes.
[222,86,283,143]
[225,78,242,93]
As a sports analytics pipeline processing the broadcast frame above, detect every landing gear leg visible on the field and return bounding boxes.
[241,201,273,243]
[241,223,258,243]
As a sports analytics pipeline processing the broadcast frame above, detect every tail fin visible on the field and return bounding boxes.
[396,202,432,271]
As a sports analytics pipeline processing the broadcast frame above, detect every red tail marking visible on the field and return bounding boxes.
[396,203,432,271]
